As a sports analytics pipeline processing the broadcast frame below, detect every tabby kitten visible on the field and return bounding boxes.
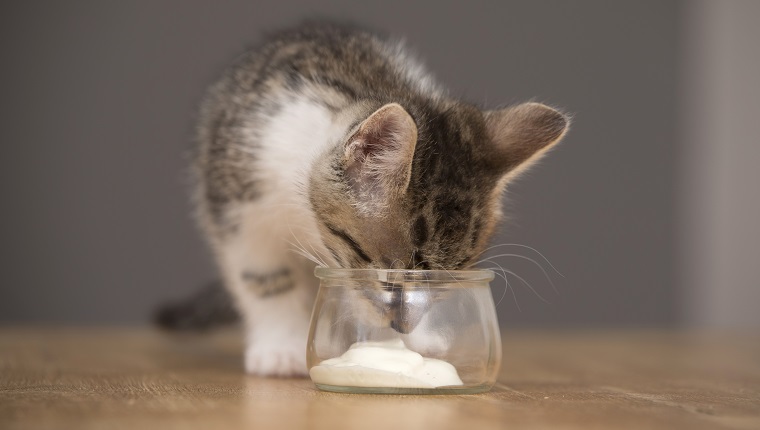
[193,23,568,376]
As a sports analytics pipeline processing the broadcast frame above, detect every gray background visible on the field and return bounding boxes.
[0,1,754,328]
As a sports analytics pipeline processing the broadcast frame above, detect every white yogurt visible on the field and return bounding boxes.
[309,339,463,388]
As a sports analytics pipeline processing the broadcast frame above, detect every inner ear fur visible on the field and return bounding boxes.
[343,103,418,213]
[344,103,417,190]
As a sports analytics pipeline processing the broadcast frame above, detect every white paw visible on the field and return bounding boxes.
[244,340,308,377]
[404,331,452,357]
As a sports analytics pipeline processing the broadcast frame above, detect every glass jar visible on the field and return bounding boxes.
[307,268,501,394]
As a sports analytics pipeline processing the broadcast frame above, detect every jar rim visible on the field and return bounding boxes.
[314,267,495,283]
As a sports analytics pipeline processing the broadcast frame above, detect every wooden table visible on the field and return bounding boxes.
[1,328,758,430]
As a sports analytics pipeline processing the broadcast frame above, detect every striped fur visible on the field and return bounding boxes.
[191,23,568,376]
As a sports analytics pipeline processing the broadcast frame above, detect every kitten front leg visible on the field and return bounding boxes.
[218,231,318,377]
[241,268,314,376]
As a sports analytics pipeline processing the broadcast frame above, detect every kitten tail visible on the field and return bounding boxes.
[153,281,239,331]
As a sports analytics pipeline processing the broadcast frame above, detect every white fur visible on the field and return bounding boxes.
[256,95,333,194]
[220,92,341,375]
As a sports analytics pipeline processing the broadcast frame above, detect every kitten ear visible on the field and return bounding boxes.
[483,102,569,178]
[344,103,417,210]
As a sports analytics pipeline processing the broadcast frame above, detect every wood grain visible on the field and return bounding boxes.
[1,328,758,430]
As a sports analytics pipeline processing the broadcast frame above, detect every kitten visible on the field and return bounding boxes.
[191,23,568,376]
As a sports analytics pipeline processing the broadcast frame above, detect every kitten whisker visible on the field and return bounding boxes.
[475,253,559,295]
[286,239,316,265]
[483,263,549,304]
[412,259,434,294]
[286,224,328,267]
[287,246,323,266]
[481,260,520,311]
[406,250,415,270]
[429,263,467,292]
[476,243,564,277]
[408,259,429,292]
[304,238,330,268]
[285,224,328,268]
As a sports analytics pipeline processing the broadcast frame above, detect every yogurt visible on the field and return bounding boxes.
[309,339,463,388]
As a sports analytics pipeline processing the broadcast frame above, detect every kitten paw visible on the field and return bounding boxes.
[244,341,308,377]
[404,332,452,357]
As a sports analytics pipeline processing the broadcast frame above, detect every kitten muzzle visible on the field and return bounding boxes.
[387,288,429,334]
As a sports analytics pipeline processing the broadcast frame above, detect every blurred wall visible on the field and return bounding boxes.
[0,1,678,326]
[678,0,760,329]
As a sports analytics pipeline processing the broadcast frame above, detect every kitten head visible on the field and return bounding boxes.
[310,100,568,271]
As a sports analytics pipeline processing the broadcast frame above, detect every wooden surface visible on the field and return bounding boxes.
[1,328,758,430]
